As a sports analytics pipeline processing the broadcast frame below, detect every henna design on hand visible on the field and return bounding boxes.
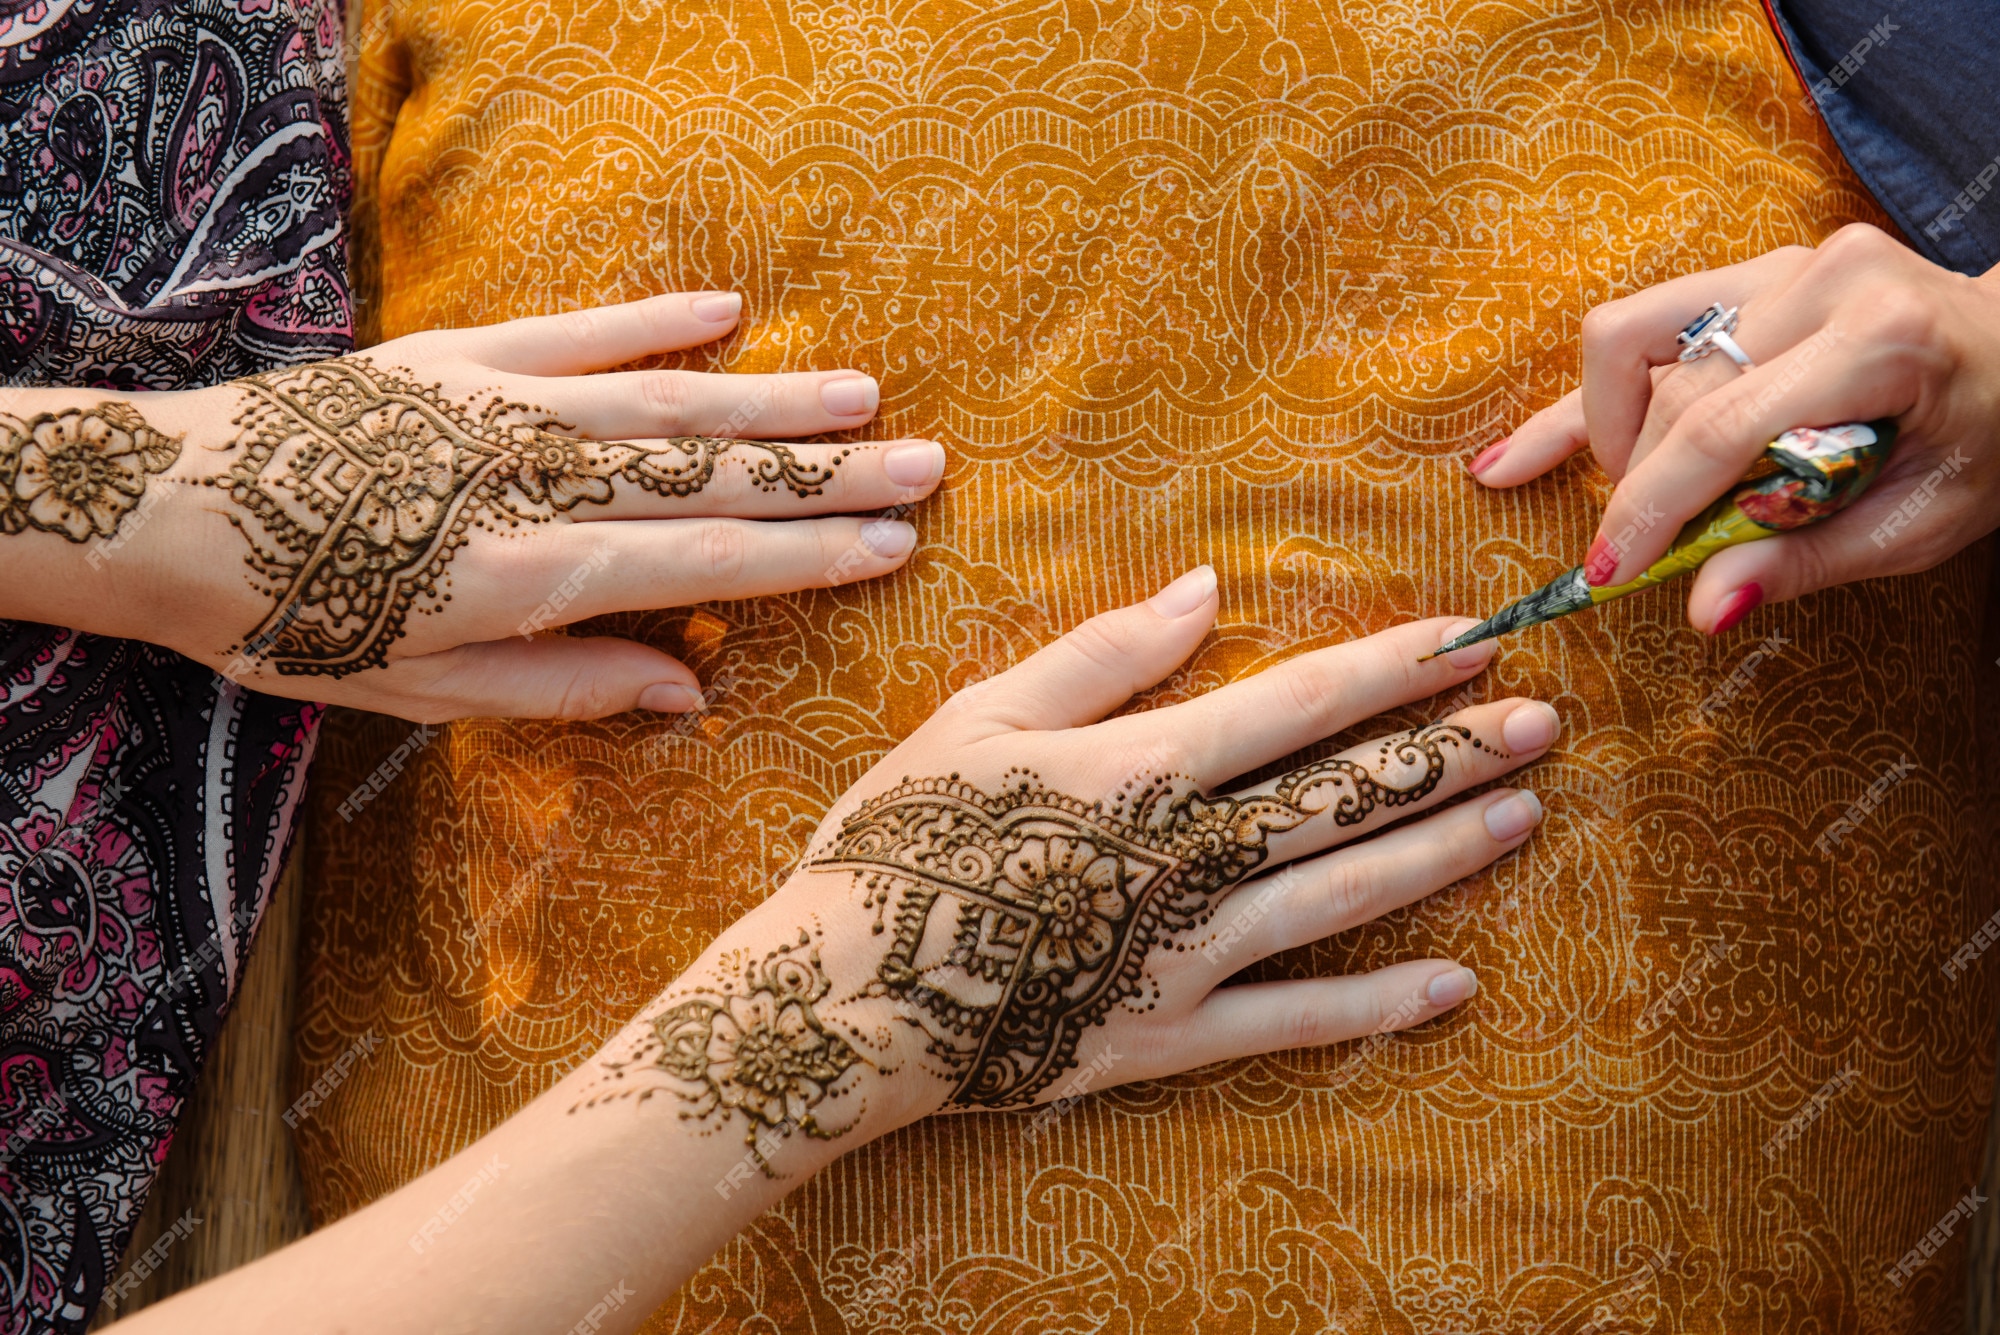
[209,357,838,677]
[816,722,1480,1108]
[575,931,867,1167]
[0,404,181,542]
[574,723,1479,1149]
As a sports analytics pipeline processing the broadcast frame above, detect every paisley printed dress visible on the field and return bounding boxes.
[0,0,344,1323]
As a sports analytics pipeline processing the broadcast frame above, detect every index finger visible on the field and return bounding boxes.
[463,291,747,375]
[1092,617,1498,790]
[1577,249,1813,477]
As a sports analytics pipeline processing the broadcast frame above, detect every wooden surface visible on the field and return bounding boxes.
[95,854,313,1325]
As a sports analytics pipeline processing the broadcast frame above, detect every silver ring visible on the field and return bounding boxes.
[1676,302,1756,372]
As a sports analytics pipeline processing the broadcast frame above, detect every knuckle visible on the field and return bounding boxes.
[1906,527,1956,573]
[1064,613,1146,677]
[697,521,748,585]
[1125,733,1193,784]
[935,678,996,722]
[1673,398,1756,470]
[818,521,869,580]
[1850,284,1939,353]
[1362,985,1392,1035]
[1783,536,1834,598]
[640,371,695,431]
[1579,300,1644,361]
[553,308,604,358]
[1274,660,1343,731]
[552,671,620,721]
[1816,221,1897,269]
[1279,1005,1332,1053]
[637,294,680,342]
[1318,857,1379,928]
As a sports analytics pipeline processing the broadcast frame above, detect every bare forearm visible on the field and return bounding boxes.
[107,1034,823,1335]
[0,299,943,722]
[101,584,1553,1331]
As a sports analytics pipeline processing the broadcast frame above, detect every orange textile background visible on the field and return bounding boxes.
[307,2,2000,1330]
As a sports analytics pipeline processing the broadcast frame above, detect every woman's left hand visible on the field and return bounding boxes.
[1469,223,2000,632]
[577,572,1558,1145]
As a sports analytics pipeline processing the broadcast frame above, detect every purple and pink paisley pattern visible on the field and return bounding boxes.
[0,0,351,387]
[0,0,346,1320]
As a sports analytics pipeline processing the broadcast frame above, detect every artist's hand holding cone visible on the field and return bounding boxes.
[1468,223,2000,632]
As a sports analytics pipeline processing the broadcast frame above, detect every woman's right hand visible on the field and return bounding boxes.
[0,291,942,720]
[1469,224,2000,633]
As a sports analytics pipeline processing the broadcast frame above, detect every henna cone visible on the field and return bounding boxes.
[1421,419,1899,661]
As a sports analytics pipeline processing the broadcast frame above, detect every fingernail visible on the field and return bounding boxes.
[820,374,879,417]
[639,683,702,712]
[1428,967,1479,1007]
[689,292,741,323]
[1469,437,1509,477]
[882,441,945,488]
[1501,700,1560,753]
[1709,582,1763,636]
[861,519,916,558]
[1483,789,1543,841]
[1583,534,1619,587]
[1147,565,1217,619]
[1438,618,1497,670]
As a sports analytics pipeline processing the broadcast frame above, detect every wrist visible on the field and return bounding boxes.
[0,389,196,633]
[569,899,955,1181]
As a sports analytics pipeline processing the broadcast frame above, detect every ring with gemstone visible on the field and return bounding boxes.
[1676,302,1756,371]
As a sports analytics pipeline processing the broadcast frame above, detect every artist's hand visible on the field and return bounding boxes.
[573,571,1560,1159]
[0,292,942,719]
[1469,224,2000,631]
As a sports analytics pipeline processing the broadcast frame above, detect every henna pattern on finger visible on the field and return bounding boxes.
[208,357,839,677]
[1275,721,1502,820]
[570,722,1475,1149]
[0,404,181,541]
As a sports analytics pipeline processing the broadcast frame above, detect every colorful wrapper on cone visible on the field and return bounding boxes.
[1427,420,1898,660]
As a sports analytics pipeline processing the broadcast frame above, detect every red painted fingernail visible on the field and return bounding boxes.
[1709,583,1763,636]
[1469,437,1509,476]
[1583,535,1618,587]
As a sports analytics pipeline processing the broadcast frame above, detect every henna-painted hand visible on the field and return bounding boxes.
[574,570,1559,1171]
[0,291,941,719]
[1469,224,2000,633]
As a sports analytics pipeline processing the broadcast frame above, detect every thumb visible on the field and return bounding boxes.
[382,634,707,722]
[948,566,1219,736]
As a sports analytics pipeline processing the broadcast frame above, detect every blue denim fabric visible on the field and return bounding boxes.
[1771,2,1998,275]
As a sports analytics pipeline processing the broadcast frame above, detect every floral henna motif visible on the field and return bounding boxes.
[571,722,1476,1144]
[209,357,839,677]
[576,932,865,1164]
[0,404,182,542]
[812,722,1478,1109]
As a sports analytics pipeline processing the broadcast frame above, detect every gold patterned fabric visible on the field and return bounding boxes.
[306,2,2000,1329]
